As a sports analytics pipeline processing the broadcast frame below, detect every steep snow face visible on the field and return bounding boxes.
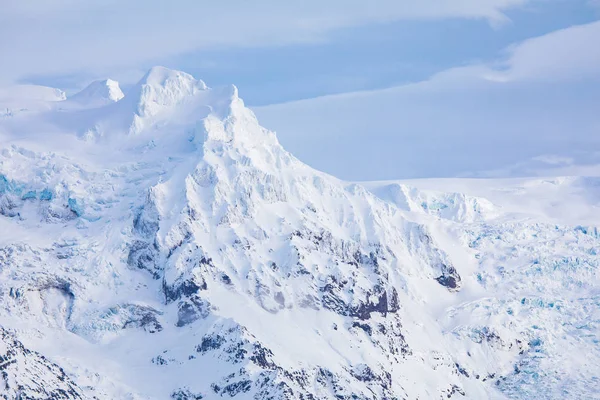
[0,327,89,400]
[118,73,469,398]
[68,79,124,106]
[0,67,598,399]
[125,66,210,134]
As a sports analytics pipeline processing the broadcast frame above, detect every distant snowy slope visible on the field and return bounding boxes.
[68,79,124,106]
[363,182,498,223]
[365,176,600,225]
[0,68,598,399]
[0,85,66,103]
[0,84,66,118]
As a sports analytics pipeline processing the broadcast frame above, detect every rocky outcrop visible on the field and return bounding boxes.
[0,327,88,399]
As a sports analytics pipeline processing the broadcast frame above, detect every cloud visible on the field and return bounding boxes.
[501,19,600,81]
[253,21,600,180]
[0,0,527,83]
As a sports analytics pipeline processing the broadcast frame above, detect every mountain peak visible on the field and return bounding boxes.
[66,67,251,139]
[138,66,206,89]
[0,64,598,399]
[69,79,124,105]
[127,66,208,122]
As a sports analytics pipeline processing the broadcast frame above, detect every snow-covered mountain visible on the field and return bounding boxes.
[67,79,124,107]
[0,67,598,399]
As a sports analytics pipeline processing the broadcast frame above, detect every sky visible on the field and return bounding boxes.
[1,0,599,180]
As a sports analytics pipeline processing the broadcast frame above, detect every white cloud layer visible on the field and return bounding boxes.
[254,20,600,180]
[501,20,600,81]
[0,0,527,83]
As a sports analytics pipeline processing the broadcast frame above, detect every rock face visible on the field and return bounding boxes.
[0,67,598,399]
[0,327,88,399]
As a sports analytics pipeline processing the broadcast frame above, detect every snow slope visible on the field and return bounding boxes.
[0,67,598,399]
[68,79,124,107]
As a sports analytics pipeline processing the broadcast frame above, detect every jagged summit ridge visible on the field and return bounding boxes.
[129,66,208,118]
[119,66,246,136]
[0,67,248,143]
[54,66,249,141]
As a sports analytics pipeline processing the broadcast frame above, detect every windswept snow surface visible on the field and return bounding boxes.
[0,67,598,399]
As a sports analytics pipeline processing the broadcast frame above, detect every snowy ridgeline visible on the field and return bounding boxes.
[0,67,599,399]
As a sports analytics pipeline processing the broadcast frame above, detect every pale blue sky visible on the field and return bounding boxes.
[2,0,599,179]
[18,0,598,105]
[168,0,600,105]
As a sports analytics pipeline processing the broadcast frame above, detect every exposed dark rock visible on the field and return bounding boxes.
[436,264,462,291]
[0,327,87,399]
[132,204,160,238]
[152,355,168,365]
[167,232,193,258]
[350,364,377,382]
[164,277,206,303]
[349,288,388,320]
[436,275,458,289]
[322,281,393,321]
[470,327,506,348]
[455,363,469,378]
[122,306,163,333]
[321,287,348,316]
[250,343,277,370]
[352,322,372,336]
[170,388,203,399]
[176,296,211,327]
[0,193,20,218]
[445,384,466,398]
[221,273,232,285]
[196,334,226,353]
[388,287,400,313]
[127,199,161,278]
[274,291,285,308]
[221,380,252,396]
[127,240,160,278]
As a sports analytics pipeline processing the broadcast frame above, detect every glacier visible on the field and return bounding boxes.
[0,67,598,399]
